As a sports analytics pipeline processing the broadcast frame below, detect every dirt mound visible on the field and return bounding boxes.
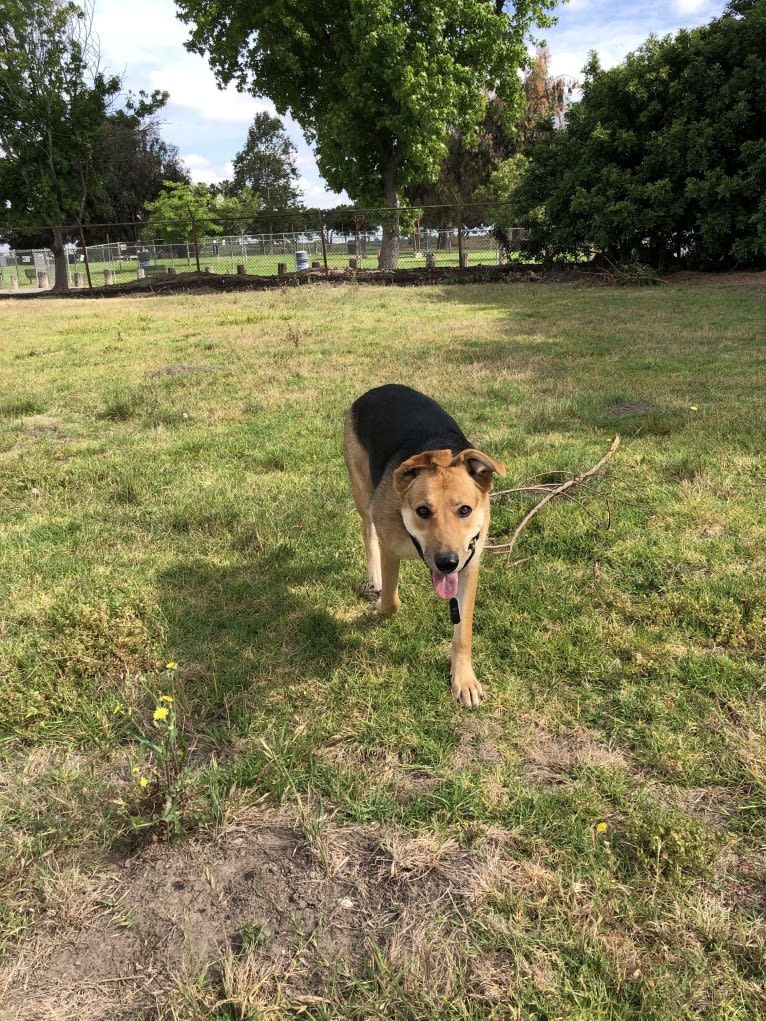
[1,264,600,300]
[3,265,763,301]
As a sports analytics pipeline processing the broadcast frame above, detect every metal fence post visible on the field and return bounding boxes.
[190,211,201,274]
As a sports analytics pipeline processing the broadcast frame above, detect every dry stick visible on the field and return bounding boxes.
[487,435,621,565]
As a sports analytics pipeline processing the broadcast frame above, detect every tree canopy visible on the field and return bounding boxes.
[500,0,766,269]
[142,179,265,243]
[175,0,559,267]
[82,101,190,243]
[227,112,302,213]
[408,47,573,228]
[143,181,222,243]
[0,0,126,287]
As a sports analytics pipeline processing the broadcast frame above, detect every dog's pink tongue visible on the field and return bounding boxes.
[432,570,459,600]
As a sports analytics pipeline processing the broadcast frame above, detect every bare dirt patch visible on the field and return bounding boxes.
[666,270,766,288]
[607,401,656,418]
[0,807,524,1020]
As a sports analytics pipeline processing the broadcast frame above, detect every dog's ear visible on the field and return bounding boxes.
[452,448,506,492]
[394,449,453,496]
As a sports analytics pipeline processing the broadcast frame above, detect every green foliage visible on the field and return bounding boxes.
[0,0,126,287]
[500,1,766,268]
[233,921,269,954]
[82,98,190,244]
[228,112,302,213]
[175,0,559,264]
[410,47,574,223]
[142,181,223,243]
[1,282,765,1017]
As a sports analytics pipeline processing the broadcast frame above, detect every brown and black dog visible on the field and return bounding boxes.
[344,384,506,707]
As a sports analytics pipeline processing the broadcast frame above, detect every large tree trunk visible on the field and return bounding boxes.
[379,163,400,271]
[51,227,70,291]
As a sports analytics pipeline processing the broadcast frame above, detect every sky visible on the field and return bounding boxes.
[89,0,726,209]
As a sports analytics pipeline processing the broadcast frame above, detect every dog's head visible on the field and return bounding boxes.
[393,448,506,600]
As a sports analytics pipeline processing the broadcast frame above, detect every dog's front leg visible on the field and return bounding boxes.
[450,559,484,707]
[376,544,401,616]
[362,516,382,593]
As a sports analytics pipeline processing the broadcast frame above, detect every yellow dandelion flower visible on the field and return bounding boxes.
[690,406,698,412]
[139,776,149,788]
[112,703,123,715]
[131,766,139,775]
[165,662,178,671]
[153,706,169,722]
[160,694,174,704]
[596,821,608,833]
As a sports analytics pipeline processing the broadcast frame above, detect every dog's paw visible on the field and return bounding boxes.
[358,581,381,603]
[375,592,401,616]
[451,670,484,708]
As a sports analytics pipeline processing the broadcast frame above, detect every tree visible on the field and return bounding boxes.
[142,181,223,244]
[229,112,302,213]
[408,47,573,228]
[213,186,264,236]
[83,101,190,242]
[502,1,766,269]
[0,0,123,289]
[175,0,559,268]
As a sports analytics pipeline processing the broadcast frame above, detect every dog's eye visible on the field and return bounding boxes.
[457,505,472,517]
[416,505,432,519]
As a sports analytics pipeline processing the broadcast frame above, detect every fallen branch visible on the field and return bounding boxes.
[487,435,621,564]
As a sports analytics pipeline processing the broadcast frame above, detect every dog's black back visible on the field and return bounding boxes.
[350,384,470,488]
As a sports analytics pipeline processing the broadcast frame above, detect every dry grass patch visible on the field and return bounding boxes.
[0,806,559,1020]
[522,724,633,786]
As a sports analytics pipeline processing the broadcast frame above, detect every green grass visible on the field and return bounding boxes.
[0,278,764,1018]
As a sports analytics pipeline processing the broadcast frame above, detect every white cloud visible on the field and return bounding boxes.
[546,49,590,80]
[673,0,710,12]
[147,65,273,123]
[182,154,227,185]
[298,177,348,209]
[89,1,189,74]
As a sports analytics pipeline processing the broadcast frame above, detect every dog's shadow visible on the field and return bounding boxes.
[157,539,344,712]
[155,511,455,734]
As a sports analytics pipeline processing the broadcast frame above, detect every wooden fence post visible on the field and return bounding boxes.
[319,211,329,273]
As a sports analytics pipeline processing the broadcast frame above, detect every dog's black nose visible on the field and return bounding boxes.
[435,552,459,573]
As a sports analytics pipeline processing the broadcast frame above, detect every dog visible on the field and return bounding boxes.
[343,384,506,707]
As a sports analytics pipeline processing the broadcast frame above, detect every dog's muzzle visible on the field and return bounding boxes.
[407,530,481,622]
[406,530,480,571]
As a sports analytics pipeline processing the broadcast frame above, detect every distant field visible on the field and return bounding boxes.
[0,277,764,1019]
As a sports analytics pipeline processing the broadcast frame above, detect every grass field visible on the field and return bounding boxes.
[0,276,764,1018]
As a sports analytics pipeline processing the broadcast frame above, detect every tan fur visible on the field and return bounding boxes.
[343,414,505,707]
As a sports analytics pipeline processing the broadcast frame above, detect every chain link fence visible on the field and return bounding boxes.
[0,206,529,291]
